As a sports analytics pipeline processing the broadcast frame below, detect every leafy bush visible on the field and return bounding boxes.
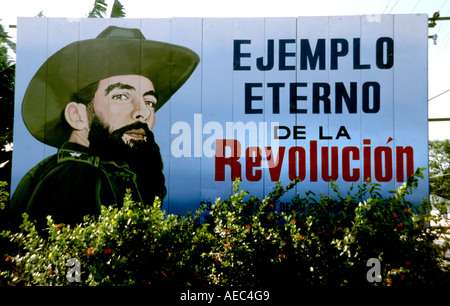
[1,168,449,287]
[0,181,8,211]
[429,139,450,200]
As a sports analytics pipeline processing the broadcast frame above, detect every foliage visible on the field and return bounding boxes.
[1,168,449,287]
[87,0,126,18]
[110,0,126,18]
[87,0,108,18]
[0,181,8,212]
[0,25,15,54]
[0,22,15,184]
[0,181,11,279]
[429,139,450,200]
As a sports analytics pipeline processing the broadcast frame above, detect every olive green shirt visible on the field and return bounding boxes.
[10,142,143,229]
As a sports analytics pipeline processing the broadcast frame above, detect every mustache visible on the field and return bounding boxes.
[111,121,152,138]
[88,115,157,154]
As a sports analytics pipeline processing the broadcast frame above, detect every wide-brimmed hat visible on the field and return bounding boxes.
[22,25,200,148]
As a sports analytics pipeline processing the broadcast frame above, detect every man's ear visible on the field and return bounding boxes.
[64,102,90,131]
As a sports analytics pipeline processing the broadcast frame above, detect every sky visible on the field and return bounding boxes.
[1,0,450,140]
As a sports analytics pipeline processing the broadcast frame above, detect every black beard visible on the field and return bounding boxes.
[88,115,167,203]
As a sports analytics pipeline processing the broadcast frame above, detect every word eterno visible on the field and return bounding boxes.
[245,81,381,115]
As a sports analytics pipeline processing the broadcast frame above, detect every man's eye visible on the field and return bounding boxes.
[146,100,156,108]
[112,94,129,101]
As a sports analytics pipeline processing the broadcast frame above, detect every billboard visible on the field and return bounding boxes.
[11,15,428,225]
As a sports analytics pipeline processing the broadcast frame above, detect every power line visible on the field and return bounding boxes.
[388,0,401,13]
[440,0,449,12]
[411,0,421,13]
[383,0,393,14]
[429,89,450,102]
[428,89,450,121]
[445,1,450,15]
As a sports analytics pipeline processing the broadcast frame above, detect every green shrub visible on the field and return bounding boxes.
[1,168,449,287]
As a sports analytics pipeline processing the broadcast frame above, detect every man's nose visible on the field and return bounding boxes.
[132,99,152,121]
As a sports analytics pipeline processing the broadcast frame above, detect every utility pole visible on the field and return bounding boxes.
[428,12,450,44]
[428,12,450,28]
